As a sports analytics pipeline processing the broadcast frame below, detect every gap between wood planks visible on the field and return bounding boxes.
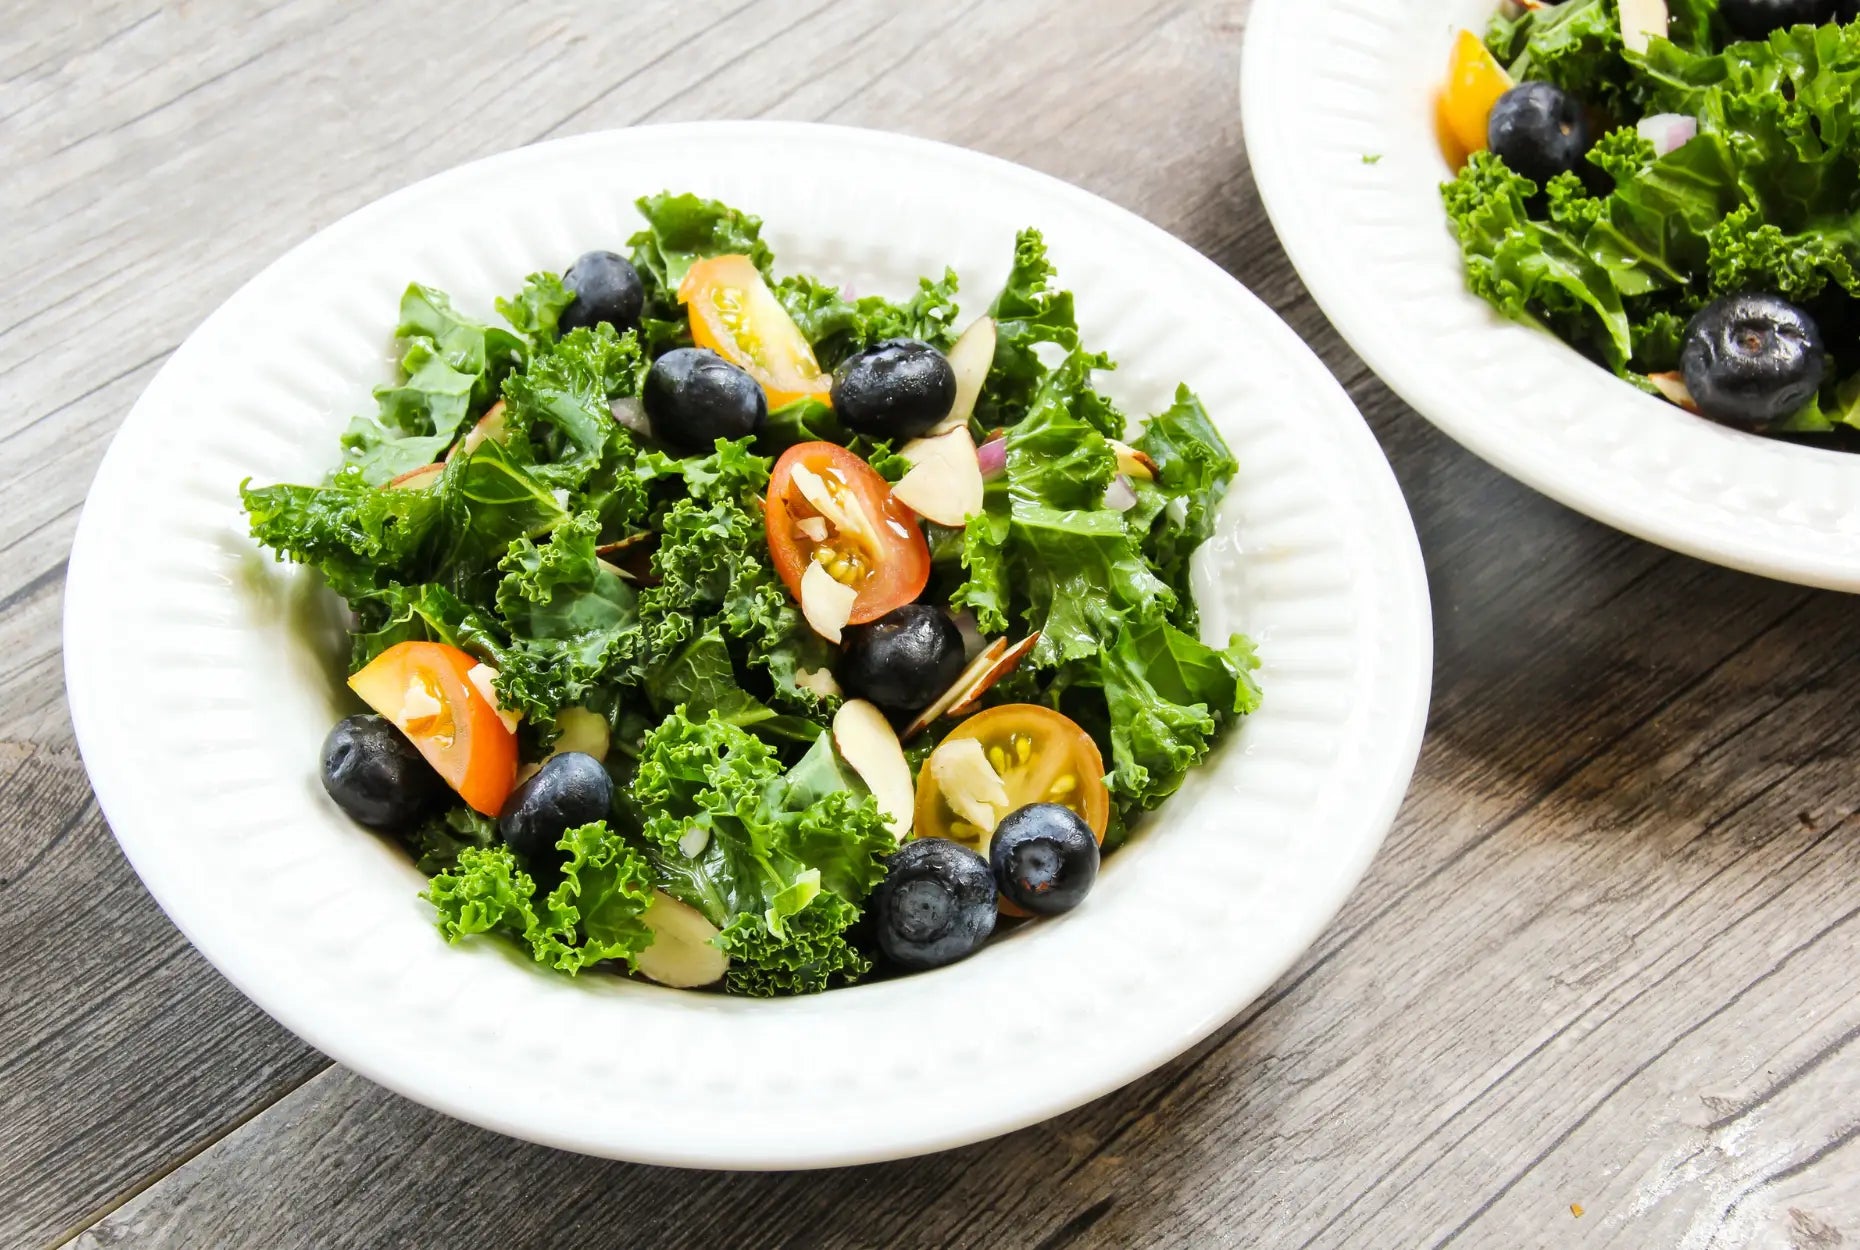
[46,1062,338,1250]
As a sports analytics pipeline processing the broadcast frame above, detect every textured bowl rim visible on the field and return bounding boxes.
[63,120,1433,1167]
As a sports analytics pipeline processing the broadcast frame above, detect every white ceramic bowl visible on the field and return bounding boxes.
[1243,0,1860,591]
[64,122,1431,1167]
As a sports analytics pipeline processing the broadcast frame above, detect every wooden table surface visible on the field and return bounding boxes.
[6,2,1858,1246]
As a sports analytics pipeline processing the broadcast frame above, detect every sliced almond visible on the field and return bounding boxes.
[384,462,444,492]
[594,532,652,557]
[904,638,1007,739]
[465,662,522,734]
[795,516,830,543]
[1618,0,1668,54]
[902,632,1041,738]
[947,632,1042,718]
[548,706,610,762]
[795,666,843,699]
[931,316,997,435]
[893,427,985,527]
[799,559,859,643]
[635,891,729,989]
[1646,370,1701,413]
[832,699,915,840]
[790,462,877,551]
[447,400,508,464]
[928,737,1010,835]
[1106,438,1158,482]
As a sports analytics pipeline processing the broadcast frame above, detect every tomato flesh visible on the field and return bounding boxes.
[348,641,518,817]
[679,254,832,408]
[1439,29,1511,166]
[914,704,1110,855]
[765,442,930,626]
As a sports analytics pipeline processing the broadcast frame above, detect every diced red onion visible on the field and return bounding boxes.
[977,436,1007,480]
[1102,474,1138,513]
[610,396,651,437]
[1637,113,1697,157]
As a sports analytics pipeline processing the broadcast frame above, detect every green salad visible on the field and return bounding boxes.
[243,192,1259,996]
[1440,0,1860,442]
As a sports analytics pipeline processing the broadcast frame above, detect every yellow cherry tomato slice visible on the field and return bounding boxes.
[678,254,832,409]
[913,704,1110,855]
[1439,29,1512,166]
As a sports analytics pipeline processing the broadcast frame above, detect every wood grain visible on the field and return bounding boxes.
[3,1,1855,1247]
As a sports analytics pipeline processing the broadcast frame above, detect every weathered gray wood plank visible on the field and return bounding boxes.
[4,1,1856,1248]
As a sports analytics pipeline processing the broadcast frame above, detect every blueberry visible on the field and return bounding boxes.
[830,339,957,440]
[837,605,966,716]
[871,839,997,971]
[1720,0,1836,39]
[1486,82,1590,187]
[498,752,614,864]
[989,804,1100,916]
[320,715,446,831]
[643,347,768,452]
[1680,293,1826,428]
[559,251,645,335]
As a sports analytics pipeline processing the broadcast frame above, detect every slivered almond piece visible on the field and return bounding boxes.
[465,663,522,734]
[447,401,508,464]
[800,559,859,643]
[902,632,1041,738]
[795,666,843,699]
[928,738,1010,835]
[385,462,444,492]
[905,638,1007,739]
[594,532,652,557]
[635,891,729,988]
[790,462,877,550]
[1106,438,1158,482]
[893,427,984,527]
[930,316,997,434]
[1646,371,1701,413]
[947,633,1042,718]
[833,700,914,839]
[1619,0,1668,54]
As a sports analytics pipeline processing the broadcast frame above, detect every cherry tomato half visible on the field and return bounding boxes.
[679,254,832,408]
[766,442,931,626]
[914,704,1110,853]
[348,641,518,816]
[1438,29,1512,166]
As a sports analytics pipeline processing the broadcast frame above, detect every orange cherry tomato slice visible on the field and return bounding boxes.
[1439,29,1512,166]
[348,641,518,817]
[679,254,832,408]
[765,442,930,627]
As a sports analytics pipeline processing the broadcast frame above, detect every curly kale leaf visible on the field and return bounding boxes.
[718,888,870,998]
[1442,152,1634,369]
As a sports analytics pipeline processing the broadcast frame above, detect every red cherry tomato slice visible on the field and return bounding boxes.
[765,442,930,626]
